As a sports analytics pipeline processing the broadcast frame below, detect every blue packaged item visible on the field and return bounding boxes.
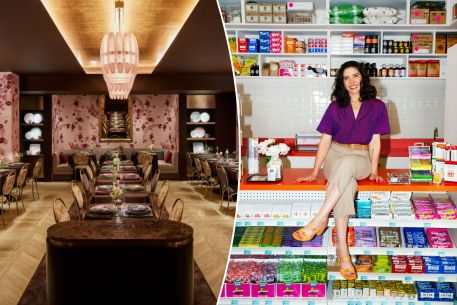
[259,31,270,40]
[416,282,438,301]
[248,39,259,53]
[436,282,456,301]
[356,199,371,219]
[403,227,428,248]
[259,44,270,53]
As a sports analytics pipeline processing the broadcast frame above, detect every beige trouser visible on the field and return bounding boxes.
[323,143,372,217]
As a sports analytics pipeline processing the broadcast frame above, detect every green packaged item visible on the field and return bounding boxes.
[330,5,363,17]
[302,256,327,283]
[330,15,363,24]
[277,257,303,283]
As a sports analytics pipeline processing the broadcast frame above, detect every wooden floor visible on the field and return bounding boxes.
[0,179,235,305]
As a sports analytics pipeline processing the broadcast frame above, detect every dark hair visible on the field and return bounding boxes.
[331,61,377,107]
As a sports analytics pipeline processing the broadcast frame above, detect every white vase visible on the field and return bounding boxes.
[266,153,282,180]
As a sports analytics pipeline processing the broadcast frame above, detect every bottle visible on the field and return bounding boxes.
[394,64,401,77]
[387,64,395,77]
[370,63,378,77]
[380,64,388,77]
[400,64,407,77]
[225,149,229,159]
[365,35,371,53]
[371,35,379,53]
[363,63,370,76]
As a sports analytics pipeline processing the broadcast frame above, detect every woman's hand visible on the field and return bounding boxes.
[369,173,384,183]
[296,174,317,183]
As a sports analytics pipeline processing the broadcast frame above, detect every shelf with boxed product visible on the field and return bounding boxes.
[218,299,328,305]
[220,0,454,27]
[327,272,457,282]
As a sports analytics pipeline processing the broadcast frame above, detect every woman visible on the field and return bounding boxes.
[293,61,390,280]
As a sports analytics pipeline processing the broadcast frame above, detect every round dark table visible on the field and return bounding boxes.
[46,219,194,305]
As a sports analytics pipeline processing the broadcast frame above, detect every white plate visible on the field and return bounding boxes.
[193,142,204,153]
[200,112,210,122]
[30,127,42,139]
[33,113,43,124]
[190,129,197,138]
[24,113,34,124]
[190,111,201,122]
[194,127,206,138]
[25,131,33,140]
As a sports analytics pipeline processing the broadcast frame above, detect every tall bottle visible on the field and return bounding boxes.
[370,63,378,77]
[387,64,395,77]
[380,64,388,77]
[400,64,407,77]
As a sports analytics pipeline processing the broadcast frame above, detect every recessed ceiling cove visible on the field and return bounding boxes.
[40,0,199,74]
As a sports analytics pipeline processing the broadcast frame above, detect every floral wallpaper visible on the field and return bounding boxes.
[52,95,179,153]
[0,72,19,161]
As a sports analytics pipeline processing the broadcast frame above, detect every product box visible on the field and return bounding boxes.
[447,34,457,49]
[430,10,446,24]
[273,13,287,23]
[238,38,249,53]
[258,3,272,13]
[435,34,447,54]
[245,12,259,23]
[220,285,226,297]
[273,3,287,13]
[251,283,275,297]
[245,2,259,12]
[259,13,273,23]
[427,60,440,77]
[411,8,430,24]
[248,38,259,52]
[444,162,457,182]
[287,1,314,11]
[302,283,326,298]
[225,283,251,297]
[277,283,301,297]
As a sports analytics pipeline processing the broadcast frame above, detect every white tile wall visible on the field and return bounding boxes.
[238,78,445,139]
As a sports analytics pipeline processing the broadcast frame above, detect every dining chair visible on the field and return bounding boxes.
[169,198,184,223]
[85,165,95,186]
[193,156,205,189]
[31,158,43,200]
[71,181,86,220]
[216,165,236,212]
[53,198,70,223]
[201,159,217,199]
[80,170,93,206]
[73,153,90,180]
[0,171,16,228]
[185,153,197,184]
[143,162,152,182]
[11,166,28,214]
[153,180,169,220]
[90,158,98,176]
[147,169,160,194]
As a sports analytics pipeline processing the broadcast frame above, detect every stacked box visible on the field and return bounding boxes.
[416,282,456,301]
[261,226,284,247]
[412,195,435,219]
[411,33,433,54]
[423,256,457,274]
[392,255,424,273]
[354,227,377,247]
[284,37,297,53]
[403,227,428,248]
[374,255,391,273]
[238,226,265,247]
[251,258,278,297]
[379,227,402,247]
[270,31,282,53]
[426,228,454,248]
[259,31,271,53]
[238,38,249,53]
[371,200,392,219]
[430,193,457,220]
[248,38,259,53]
[355,198,371,218]
[232,226,246,247]
[353,35,365,54]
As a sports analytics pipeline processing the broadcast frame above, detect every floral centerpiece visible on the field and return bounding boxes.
[14,151,23,163]
[147,144,154,152]
[112,157,121,171]
[111,172,121,183]
[258,139,290,164]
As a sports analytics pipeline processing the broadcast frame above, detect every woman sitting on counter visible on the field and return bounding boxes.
[293,61,390,280]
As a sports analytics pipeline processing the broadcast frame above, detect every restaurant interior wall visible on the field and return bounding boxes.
[51,95,179,153]
[0,72,20,161]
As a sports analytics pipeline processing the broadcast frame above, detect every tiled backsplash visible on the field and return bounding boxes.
[238,78,445,139]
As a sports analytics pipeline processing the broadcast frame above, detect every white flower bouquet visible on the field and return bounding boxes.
[258,139,290,157]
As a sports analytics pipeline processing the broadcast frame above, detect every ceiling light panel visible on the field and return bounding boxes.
[40,0,199,74]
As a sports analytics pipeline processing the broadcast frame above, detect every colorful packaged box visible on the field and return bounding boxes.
[238,38,249,53]
[379,227,402,248]
[354,227,377,247]
[403,227,428,248]
[248,38,259,52]
[251,259,277,298]
[426,228,453,248]
[302,283,326,298]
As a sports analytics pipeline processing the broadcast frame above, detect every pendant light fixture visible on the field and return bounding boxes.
[100,0,139,100]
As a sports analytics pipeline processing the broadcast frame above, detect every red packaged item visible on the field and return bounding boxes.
[238,38,249,53]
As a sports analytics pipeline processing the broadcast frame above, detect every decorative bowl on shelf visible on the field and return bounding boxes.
[24,113,35,124]
[25,131,33,140]
[190,111,201,122]
[33,113,43,124]
[200,112,210,122]
[30,127,42,139]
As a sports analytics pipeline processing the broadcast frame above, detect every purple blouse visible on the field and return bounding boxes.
[316,98,390,145]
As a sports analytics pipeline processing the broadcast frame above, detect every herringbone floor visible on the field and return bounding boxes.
[0,180,235,305]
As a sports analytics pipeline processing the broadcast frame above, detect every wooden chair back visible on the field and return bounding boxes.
[3,172,16,196]
[169,198,184,222]
[53,198,70,223]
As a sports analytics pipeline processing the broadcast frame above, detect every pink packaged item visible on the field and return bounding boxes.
[225,283,251,297]
[426,228,454,248]
[220,285,226,298]
[251,283,275,297]
[302,283,326,298]
[277,283,301,297]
